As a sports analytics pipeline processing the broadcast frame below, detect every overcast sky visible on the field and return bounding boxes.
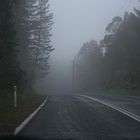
[50,0,138,62]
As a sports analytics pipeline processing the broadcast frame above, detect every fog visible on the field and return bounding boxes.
[35,0,138,95]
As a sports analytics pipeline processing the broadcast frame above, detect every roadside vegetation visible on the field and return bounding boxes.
[74,2,140,95]
[0,89,45,134]
[0,0,53,92]
[0,0,53,134]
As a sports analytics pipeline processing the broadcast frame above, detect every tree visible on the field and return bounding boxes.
[0,0,54,92]
[15,0,54,89]
[75,40,103,92]
[75,4,140,92]
[0,0,24,90]
[30,0,54,82]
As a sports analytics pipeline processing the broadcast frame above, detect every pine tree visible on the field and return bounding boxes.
[16,0,54,86]
[0,0,23,89]
[29,0,54,82]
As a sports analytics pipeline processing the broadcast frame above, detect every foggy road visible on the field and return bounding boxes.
[86,94,140,117]
[20,95,140,140]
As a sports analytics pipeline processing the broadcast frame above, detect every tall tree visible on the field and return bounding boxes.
[0,0,23,90]
[30,0,54,82]
[15,0,54,88]
[75,3,140,92]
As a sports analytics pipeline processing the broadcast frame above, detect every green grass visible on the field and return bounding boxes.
[0,90,46,134]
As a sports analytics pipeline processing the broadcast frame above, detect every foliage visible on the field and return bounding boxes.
[75,7,140,91]
[0,0,53,92]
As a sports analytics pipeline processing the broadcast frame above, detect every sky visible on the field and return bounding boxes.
[35,0,139,94]
[50,0,138,62]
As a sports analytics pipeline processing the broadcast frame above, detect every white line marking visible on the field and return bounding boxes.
[80,95,140,123]
[14,97,48,135]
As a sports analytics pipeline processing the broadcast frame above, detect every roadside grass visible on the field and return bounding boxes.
[102,89,140,97]
[0,90,46,134]
[81,88,140,97]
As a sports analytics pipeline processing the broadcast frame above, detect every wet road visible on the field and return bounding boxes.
[89,94,140,117]
[20,95,140,140]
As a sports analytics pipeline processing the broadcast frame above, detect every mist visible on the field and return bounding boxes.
[35,0,139,95]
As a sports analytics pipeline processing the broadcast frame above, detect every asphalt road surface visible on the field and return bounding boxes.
[89,94,140,117]
[20,95,140,140]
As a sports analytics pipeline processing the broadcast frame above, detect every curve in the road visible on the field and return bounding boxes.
[81,95,140,123]
[19,95,140,140]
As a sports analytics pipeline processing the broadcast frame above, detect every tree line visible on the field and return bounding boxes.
[0,0,53,93]
[74,6,140,92]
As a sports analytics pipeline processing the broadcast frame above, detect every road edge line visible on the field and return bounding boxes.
[81,95,140,123]
[14,96,48,135]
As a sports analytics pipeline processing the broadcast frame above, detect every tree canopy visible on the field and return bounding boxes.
[0,0,53,92]
[75,6,140,92]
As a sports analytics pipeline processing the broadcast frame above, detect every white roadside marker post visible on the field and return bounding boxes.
[14,85,17,108]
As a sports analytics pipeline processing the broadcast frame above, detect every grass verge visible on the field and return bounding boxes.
[0,90,46,135]
[82,88,140,97]
[102,89,140,96]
